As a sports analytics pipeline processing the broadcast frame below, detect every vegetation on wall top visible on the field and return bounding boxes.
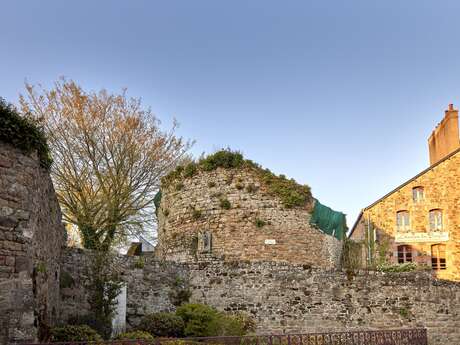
[0,97,52,168]
[162,149,312,208]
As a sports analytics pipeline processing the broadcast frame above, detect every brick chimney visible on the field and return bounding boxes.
[428,104,460,165]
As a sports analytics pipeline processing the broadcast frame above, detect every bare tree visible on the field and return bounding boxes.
[20,78,192,251]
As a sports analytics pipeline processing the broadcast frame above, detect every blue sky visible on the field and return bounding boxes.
[2,0,460,226]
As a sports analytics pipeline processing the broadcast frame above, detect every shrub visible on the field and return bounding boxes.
[207,181,216,188]
[219,198,231,210]
[261,171,311,208]
[114,330,154,341]
[255,219,266,228]
[175,183,184,191]
[176,303,221,337]
[0,98,52,169]
[161,149,312,209]
[139,312,185,337]
[232,312,256,333]
[175,303,251,337]
[199,150,244,171]
[50,325,102,342]
[162,341,202,345]
[183,162,198,178]
[235,183,244,190]
[377,262,418,272]
[67,314,112,340]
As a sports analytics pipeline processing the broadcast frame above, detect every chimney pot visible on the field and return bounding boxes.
[448,103,454,111]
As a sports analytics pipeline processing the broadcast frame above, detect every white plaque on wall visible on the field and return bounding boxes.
[395,231,449,243]
[264,239,276,245]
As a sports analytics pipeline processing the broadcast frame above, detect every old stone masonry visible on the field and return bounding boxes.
[1,142,460,345]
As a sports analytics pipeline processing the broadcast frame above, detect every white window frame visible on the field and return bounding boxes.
[429,209,443,231]
[412,187,424,203]
[396,211,410,232]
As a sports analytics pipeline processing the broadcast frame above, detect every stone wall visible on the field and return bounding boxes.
[156,167,342,268]
[61,249,460,345]
[0,142,66,344]
[60,248,189,329]
[189,260,460,345]
[351,149,460,281]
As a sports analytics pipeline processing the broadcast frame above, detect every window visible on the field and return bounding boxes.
[412,187,424,203]
[396,211,410,232]
[397,245,413,263]
[200,231,212,253]
[429,209,443,231]
[431,244,446,270]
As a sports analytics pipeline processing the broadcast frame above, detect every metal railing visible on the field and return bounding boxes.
[20,328,428,345]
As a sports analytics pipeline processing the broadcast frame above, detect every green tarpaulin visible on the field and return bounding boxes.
[309,199,347,240]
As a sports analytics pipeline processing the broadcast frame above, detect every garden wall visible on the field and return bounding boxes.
[61,249,460,345]
[60,249,189,330]
[0,142,66,345]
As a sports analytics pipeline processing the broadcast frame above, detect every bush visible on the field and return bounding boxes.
[219,198,231,210]
[183,163,198,178]
[50,325,102,342]
[0,97,52,168]
[67,313,112,340]
[377,262,418,272]
[139,312,185,337]
[232,313,256,334]
[115,330,154,341]
[176,303,221,337]
[175,303,251,337]
[161,149,312,209]
[255,219,266,228]
[199,150,244,171]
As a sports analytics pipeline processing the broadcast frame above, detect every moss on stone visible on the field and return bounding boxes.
[161,149,312,209]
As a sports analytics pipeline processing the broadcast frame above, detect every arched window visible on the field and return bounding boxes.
[429,209,443,231]
[396,211,410,232]
[431,244,446,270]
[412,187,424,203]
[397,245,413,263]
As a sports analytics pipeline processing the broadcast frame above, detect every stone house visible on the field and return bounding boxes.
[350,104,460,281]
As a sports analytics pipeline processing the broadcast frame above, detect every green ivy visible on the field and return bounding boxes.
[0,98,52,169]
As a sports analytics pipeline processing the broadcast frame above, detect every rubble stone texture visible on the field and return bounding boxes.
[351,149,460,281]
[61,249,460,345]
[0,142,66,344]
[156,167,342,268]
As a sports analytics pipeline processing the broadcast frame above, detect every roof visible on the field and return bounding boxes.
[349,146,460,238]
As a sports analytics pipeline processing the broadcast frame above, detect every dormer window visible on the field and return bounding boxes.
[429,209,443,231]
[412,187,424,203]
[396,211,410,232]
